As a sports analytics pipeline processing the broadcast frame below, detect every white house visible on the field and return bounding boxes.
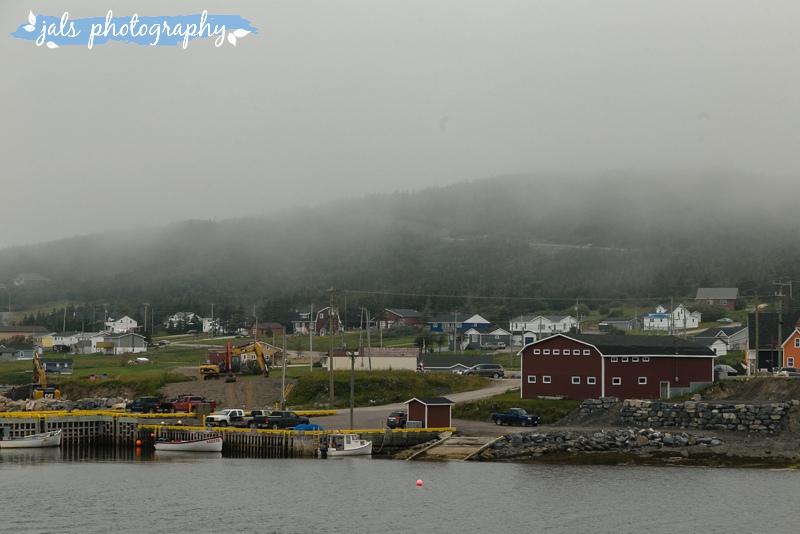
[99,332,148,355]
[643,304,701,332]
[509,315,578,343]
[105,315,138,334]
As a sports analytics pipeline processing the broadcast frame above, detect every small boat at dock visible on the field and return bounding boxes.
[0,429,62,449]
[321,433,372,457]
[154,435,223,452]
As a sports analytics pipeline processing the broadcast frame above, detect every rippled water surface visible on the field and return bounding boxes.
[2,447,798,533]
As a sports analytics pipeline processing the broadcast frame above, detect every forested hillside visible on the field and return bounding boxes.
[2,172,798,329]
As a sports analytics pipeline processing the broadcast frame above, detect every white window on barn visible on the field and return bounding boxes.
[533,349,541,354]
[612,377,621,386]
[543,376,551,384]
[642,357,650,362]
[553,349,560,355]
[543,349,550,355]
[638,377,647,385]
[632,357,639,362]
[621,357,629,362]
[527,375,536,383]
[610,357,618,362]
[795,338,800,349]
[788,357,794,367]
[587,377,596,385]
[583,349,590,355]
[572,376,580,384]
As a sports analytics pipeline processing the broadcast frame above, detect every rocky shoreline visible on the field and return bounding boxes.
[0,395,126,412]
[471,396,800,467]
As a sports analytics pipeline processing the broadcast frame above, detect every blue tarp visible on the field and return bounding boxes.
[295,424,324,431]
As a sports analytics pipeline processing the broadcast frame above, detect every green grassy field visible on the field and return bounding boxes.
[452,391,581,425]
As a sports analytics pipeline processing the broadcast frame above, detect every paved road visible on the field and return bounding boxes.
[308,378,522,434]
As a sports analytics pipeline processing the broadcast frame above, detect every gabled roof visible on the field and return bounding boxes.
[749,311,800,349]
[104,332,146,340]
[429,313,488,324]
[385,308,421,318]
[406,396,454,406]
[529,333,715,356]
[696,288,739,300]
[486,328,510,336]
[0,326,52,334]
[693,326,746,339]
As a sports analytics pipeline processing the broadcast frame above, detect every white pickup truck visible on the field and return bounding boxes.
[205,408,250,427]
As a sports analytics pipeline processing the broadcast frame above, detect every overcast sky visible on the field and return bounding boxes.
[2,1,799,249]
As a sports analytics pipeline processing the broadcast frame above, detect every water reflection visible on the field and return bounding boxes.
[0,447,61,465]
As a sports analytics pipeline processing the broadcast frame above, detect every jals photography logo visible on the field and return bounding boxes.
[11,10,258,49]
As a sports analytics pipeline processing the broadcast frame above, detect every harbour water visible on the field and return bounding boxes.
[2,448,799,534]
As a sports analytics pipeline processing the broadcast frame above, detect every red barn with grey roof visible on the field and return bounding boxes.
[520,334,716,400]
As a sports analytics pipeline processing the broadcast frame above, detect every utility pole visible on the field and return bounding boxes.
[309,304,314,362]
[753,293,759,377]
[366,308,372,371]
[328,288,335,404]
[775,280,789,372]
[144,303,148,334]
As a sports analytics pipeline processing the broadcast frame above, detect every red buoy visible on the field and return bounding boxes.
[416,479,423,487]
[136,439,142,446]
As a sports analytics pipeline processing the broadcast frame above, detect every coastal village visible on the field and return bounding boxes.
[2,280,799,465]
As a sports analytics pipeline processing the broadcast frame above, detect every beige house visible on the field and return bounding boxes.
[325,347,419,371]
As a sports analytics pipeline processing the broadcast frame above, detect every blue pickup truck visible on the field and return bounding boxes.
[491,408,540,427]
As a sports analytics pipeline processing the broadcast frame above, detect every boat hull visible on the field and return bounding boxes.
[326,442,373,456]
[154,436,223,452]
[0,430,62,449]
[321,434,373,457]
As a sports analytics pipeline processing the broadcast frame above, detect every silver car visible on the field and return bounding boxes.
[460,363,505,378]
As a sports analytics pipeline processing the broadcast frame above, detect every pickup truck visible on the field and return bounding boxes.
[490,408,540,427]
[480,342,506,350]
[170,394,217,413]
[206,408,250,427]
[125,396,175,414]
[252,410,310,430]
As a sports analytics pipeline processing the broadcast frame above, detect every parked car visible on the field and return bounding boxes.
[780,367,800,377]
[158,340,171,346]
[386,410,408,429]
[717,318,733,324]
[459,363,506,378]
[714,364,738,376]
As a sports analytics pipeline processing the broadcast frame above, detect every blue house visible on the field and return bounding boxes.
[429,313,490,351]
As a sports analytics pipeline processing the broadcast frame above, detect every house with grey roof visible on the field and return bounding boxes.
[693,326,747,356]
[695,288,739,311]
[382,308,423,328]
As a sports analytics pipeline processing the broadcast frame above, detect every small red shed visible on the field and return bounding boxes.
[405,397,455,428]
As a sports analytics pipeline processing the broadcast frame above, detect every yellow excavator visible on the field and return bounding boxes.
[230,341,273,378]
[199,341,276,381]
[200,341,237,382]
[31,352,61,400]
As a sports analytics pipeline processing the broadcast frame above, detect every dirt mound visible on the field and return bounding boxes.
[700,378,800,403]
[160,377,287,410]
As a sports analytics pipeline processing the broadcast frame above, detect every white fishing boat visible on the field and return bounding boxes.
[322,433,372,457]
[0,429,62,449]
[154,435,223,452]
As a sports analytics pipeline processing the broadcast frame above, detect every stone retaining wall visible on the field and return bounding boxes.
[483,427,722,460]
[577,397,799,434]
[619,399,798,433]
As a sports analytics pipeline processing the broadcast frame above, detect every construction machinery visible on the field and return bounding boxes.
[230,341,273,378]
[200,342,238,382]
[31,352,60,400]
[200,341,277,381]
